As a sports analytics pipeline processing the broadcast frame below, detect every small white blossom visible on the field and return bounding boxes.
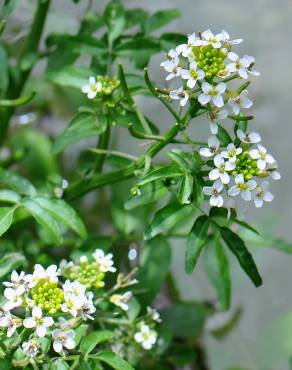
[3,271,27,290]
[199,136,220,158]
[169,87,189,107]
[221,143,242,162]
[63,280,86,298]
[220,30,243,46]
[80,292,96,321]
[208,109,228,134]
[198,82,226,108]
[61,293,84,318]
[134,324,157,350]
[26,264,59,288]
[228,90,253,115]
[22,339,40,358]
[0,311,21,337]
[203,180,224,207]
[81,77,102,99]
[267,163,281,180]
[52,329,76,353]
[249,144,275,170]
[23,307,54,337]
[237,129,261,144]
[198,29,224,49]
[254,181,274,208]
[228,174,257,201]
[93,249,116,273]
[209,156,235,184]
[176,32,199,58]
[181,61,205,88]
[160,49,183,81]
[3,285,25,311]
[227,52,259,79]
[110,292,132,311]
[147,307,162,323]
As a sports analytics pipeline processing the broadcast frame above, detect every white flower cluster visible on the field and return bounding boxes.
[133,307,161,350]
[160,29,259,134]
[0,250,116,358]
[200,132,280,208]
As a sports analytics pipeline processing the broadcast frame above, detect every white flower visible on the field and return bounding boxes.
[199,29,224,49]
[220,30,243,46]
[254,181,274,208]
[209,156,235,184]
[228,90,253,115]
[80,292,96,321]
[208,108,228,134]
[3,271,27,290]
[23,307,54,337]
[81,77,102,99]
[160,49,183,81]
[61,293,84,318]
[147,307,161,323]
[267,163,281,180]
[27,264,59,288]
[169,87,189,107]
[52,329,76,353]
[203,180,224,207]
[221,143,242,162]
[181,61,205,88]
[249,144,275,170]
[134,324,157,350]
[199,136,220,158]
[176,32,198,58]
[3,285,25,311]
[93,249,116,273]
[237,129,261,144]
[110,292,132,311]
[227,52,259,79]
[198,82,226,108]
[0,311,21,337]
[228,174,257,201]
[63,280,86,298]
[22,339,40,358]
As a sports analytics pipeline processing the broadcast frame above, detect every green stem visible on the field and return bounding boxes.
[0,0,51,142]
[93,124,112,172]
[118,64,152,134]
[0,341,7,354]
[89,148,138,162]
[0,91,36,107]
[65,123,182,200]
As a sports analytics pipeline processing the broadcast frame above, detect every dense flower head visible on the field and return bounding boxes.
[0,250,160,361]
[201,132,280,208]
[81,75,120,99]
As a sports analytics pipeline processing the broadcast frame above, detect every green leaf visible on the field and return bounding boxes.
[0,252,26,278]
[125,8,148,29]
[0,206,17,236]
[143,9,181,33]
[204,238,231,311]
[234,219,259,235]
[240,230,292,254]
[160,32,186,51]
[162,303,208,338]
[47,66,94,89]
[22,199,63,244]
[115,37,161,68]
[136,236,171,306]
[138,164,183,187]
[220,227,262,287]
[125,181,168,210]
[48,360,70,370]
[216,124,232,146]
[104,0,126,45]
[2,0,19,16]
[178,173,193,205]
[79,12,105,35]
[144,201,193,240]
[80,331,114,355]
[0,168,37,196]
[0,190,21,204]
[53,113,105,154]
[33,197,87,239]
[167,150,191,173]
[93,351,134,370]
[185,215,210,273]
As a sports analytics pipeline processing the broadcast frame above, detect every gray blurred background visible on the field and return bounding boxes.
[4,1,292,369]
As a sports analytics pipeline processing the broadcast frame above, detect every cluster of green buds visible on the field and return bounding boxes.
[195,45,228,79]
[30,280,64,315]
[231,151,260,181]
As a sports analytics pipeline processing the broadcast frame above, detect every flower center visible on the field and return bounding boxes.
[232,151,259,181]
[194,45,227,79]
[31,279,64,315]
